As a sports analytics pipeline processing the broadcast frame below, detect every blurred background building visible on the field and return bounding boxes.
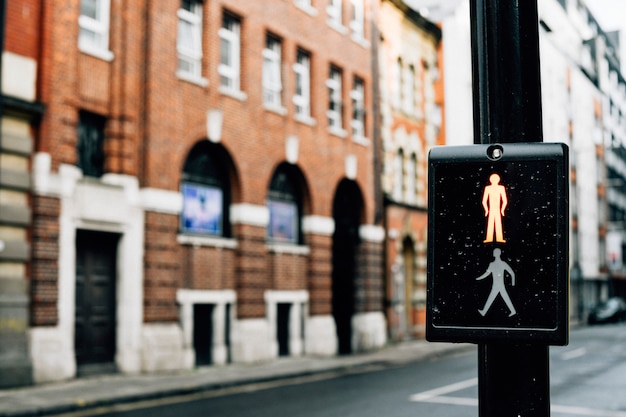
[415,0,626,321]
[0,0,625,388]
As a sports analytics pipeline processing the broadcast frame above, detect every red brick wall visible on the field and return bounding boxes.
[268,252,307,290]
[308,234,333,316]
[355,240,384,313]
[5,1,41,58]
[30,196,60,326]
[234,224,268,319]
[183,245,237,290]
[143,212,181,322]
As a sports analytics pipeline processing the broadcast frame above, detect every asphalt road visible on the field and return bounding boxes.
[70,323,626,417]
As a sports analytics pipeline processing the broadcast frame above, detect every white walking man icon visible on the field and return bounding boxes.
[476,248,517,317]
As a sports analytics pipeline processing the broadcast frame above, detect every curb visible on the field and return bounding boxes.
[0,343,474,417]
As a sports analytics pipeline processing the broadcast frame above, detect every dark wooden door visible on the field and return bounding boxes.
[75,231,118,370]
[277,303,291,356]
[193,304,214,366]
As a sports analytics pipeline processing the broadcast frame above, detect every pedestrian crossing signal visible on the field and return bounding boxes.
[426,143,569,345]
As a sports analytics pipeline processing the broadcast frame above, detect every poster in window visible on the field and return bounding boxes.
[181,183,223,235]
[268,200,297,243]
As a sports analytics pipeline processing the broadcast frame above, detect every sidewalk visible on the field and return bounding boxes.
[0,341,472,417]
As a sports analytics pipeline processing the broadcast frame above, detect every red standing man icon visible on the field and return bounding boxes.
[482,173,507,243]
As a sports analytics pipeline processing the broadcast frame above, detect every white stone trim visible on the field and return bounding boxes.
[231,318,272,363]
[30,169,145,382]
[352,312,387,352]
[345,154,357,179]
[140,188,182,214]
[359,224,385,242]
[140,324,185,372]
[265,290,309,357]
[176,289,236,366]
[267,242,310,255]
[305,315,337,356]
[302,215,334,236]
[230,203,269,227]
[177,234,238,249]
[2,52,37,101]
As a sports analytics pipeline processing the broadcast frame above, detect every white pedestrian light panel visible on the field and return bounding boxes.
[427,143,569,345]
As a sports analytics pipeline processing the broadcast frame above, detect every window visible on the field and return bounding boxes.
[327,0,342,27]
[406,153,417,204]
[327,66,343,131]
[403,65,415,114]
[263,34,283,108]
[181,142,232,237]
[267,164,303,244]
[177,0,203,78]
[77,111,106,178]
[78,0,112,58]
[294,0,316,15]
[394,58,403,109]
[294,49,311,118]
[350,0,364,39]
[219,12,241,91]
[351,76,365,139]
[393,149,404,201]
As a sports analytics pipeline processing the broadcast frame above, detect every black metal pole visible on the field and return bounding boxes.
[470,1,551,416]
[471,0,543,145]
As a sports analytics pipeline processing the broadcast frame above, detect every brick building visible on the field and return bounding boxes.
[25,0,386,383]
[378,0,443,341]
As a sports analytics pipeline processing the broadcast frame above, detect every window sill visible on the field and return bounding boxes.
[177,234,238,249]
[353,135,370,146]
[176,71,209,87]
[295,114,317,126]
[351,35,370,49]
[78,44,114,62]
[327,21,348,35]
[295,2,318,17]
[219,86,248,101]
[267,242,311,256]
[264,104,288,116]
[329,127,348,138]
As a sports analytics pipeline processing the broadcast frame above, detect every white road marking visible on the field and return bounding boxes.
[408,377,478,402]
[410,379,626,417]
[551,405,626,417]
[561,347,587,361]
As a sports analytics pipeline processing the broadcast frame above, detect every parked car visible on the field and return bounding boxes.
[588,297,626,325]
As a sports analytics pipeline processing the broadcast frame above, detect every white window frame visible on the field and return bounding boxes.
[393,58,402,109]
[295,0,318,16]
[78,0,113,60]
[350,0,365,40]
[263,35,283,109]
[393,150,404,201]
[406,153,417,204]
[218,13,242,93]
[403,65,415,115]
[351,77,366,141]
[177,1,204,81]
[327,67,343,133]
[327,0,343,30]
[293,50,312,120]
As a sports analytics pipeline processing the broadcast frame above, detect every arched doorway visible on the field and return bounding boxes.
[332,179,363,354]
[402,237,416,339]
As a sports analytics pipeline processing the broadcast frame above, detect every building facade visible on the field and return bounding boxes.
[0,0,44,388]
[419,0,624,320]
[27,0,386,384]
[377,0,442,340]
